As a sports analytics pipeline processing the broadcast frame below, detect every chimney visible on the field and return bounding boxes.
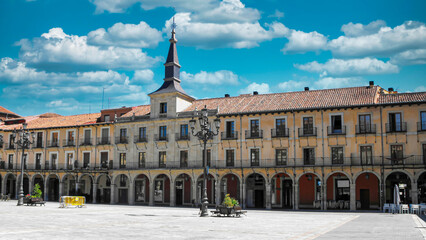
[253,91,258,95]
[369,81,374,87]
[304,87,309,91]
[388,87,394,92]
[224,94,230,98]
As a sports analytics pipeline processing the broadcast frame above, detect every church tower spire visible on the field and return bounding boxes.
[164,17,180,82]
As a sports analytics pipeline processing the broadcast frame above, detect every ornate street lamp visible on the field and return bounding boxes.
[12,123,36,206]
[189,106,220,217]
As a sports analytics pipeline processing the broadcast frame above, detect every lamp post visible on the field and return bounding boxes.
[13,123,36,206]
[189,106,220,217]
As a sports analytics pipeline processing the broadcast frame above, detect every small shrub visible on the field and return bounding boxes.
[222,194,239,207]
[32,183,42,198]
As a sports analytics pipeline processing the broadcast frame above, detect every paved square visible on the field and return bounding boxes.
[0,201,424,239]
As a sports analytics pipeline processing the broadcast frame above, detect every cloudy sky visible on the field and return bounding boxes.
[1,0,425,116]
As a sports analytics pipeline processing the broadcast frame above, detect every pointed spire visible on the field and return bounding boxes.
[166,17,179,66]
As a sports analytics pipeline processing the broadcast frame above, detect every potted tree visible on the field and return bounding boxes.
[30,183,43,204]
[220,194,239,215]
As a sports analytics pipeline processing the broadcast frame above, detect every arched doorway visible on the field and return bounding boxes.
[97,174,111,203]
[271,173,292,209]
[418,172,426,204]
[298,173,321,209]
[114,174,129,204]
[326,172,351,210]
[154,174,170,205]
[5,174,16,199]
[17,174,30,196]
[32,174,44,197]
[246,173,265,208]
[79,175,93,203]
[386,172,411,204]
[220,173,240,204]
[355,172,380,210]
[62,174,76,196]
[47,174,59,201]
[197,174,215,206]
[134,174,149,205]
[175,173,191,206]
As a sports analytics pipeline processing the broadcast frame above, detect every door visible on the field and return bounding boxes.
[176,180,183,206]
[282,180,293,209]
[119,189,128,204]
[101,128,109,144]
[254,190,264,208]
[84,129,91,145]
[36,132,43,147]
[102,189,111,203]
[360,189,370,209]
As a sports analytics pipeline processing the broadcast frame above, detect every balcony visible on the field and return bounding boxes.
[385,122,407,133]
[327,126,346,135]
[159,162,167,168]
[175,133,190,141]
[115,136,129,144]
[47,140,60,148]
[63,139,76,147]
[7,143,15,150]
[271,128,289,138]
[134,135,148,143]
[32,142,44,148]
[355,124,376,134]
[418,122,426,132]
[221,131,238,140]
[97,137,111,145]
[0,161,5,169]
[154,134,168,142]
[302,158,316,166]
[245,130,263,139]
[79,138,93,146]
[298,127,317,137]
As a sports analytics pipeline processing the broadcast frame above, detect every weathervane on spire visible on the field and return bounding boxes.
[171,16,177,32]
[170,16,177,42]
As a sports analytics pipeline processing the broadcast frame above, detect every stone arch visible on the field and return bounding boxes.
[61,173,76,183]
[245,173,266,208]
[96,174,111,185]
[325,171,352,184]
[32,174,45,197]
[385,171,412,204]
[79,174,94,202]
[384,169,414,182]
[175,173,192,206]
[220,173,241,204]
[271,172,293,209]
[296,171,322,183]
[46,174,60,201]
[353,170,381,183]
[355,171,381,210]
[271,171,294,182]
[78,174,94,183]
[96,174,111,204]
[153,174,171,205]
[134,174,150,204]
[416,170,426,181]
[16,173,31,196]
[417,171,426,203]
[3,173,16,198]
[114,174,130,204]
[62,174,77,196]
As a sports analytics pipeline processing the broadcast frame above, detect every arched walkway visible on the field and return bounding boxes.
[97,174,111,203]
[114,174,129,204]
[418,172,426,204]
[355,172,380,210]
[62,174,76,196]
[246,173,265,208]
[220,173,240,204]
[298,173,321,209]
[17,174,30,196]
[134,174,149,204]
[175,173,191,206]
[47,174,59,201]
[326,172,351,210]
[271,173,292,209]
[197,173,215,206]
[32,174,44,197]
[385,172,412,204]
[154,174,170,205]
[4,174,16,199]
[79,174,93,203]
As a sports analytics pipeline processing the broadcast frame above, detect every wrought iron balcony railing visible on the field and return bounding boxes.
[221,131,238,140]
[271,128,289,138]
[355,124,376,134]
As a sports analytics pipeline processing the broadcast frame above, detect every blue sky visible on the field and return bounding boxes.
[1,0,425,116]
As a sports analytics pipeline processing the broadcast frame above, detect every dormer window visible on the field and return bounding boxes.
[104,115,110,122]
[160,102,167,114]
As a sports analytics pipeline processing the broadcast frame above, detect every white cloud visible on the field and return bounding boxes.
[133,69,154,82]
[282,30,327,53]
[313,77,366,89]
[414,86,426,92]
[87,21,162,48]
[268,10,284,19]
[181,70,239,85]
[390,49,426,65]
[90,0,217,13]
[295,57,399,77]
[239,82,270,94]
[164,13,288,49]
[328,21,426,58]
[341,20,387,37]
[278,80,308,92]
[17,28,161,71]
[192,0,260,24]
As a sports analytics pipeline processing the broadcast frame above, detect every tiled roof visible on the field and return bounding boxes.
[0,106,20,117]
[121,105,150,117]
[0,113,101,131]
[378,92,426,104]
[184,86,381,115]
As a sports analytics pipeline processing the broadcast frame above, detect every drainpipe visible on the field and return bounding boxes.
[239,114,244,209]
[380,106,385,210]
[321,109,325,210]
[292,111,297,210]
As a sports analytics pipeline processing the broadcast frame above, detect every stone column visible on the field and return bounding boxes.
[323,183,327,210]
[242,181,246,209]
[44,181,48,201]
[29,178,33,195]
[412,180,418,204]
[59,182,64,198]
[110,184,116,204]
[75,180,79,195]
[129,180,135,205]
[294,183,299,210]
[215,179,221,206]
[266,182,272,210]
[149,181,154,206]
[192,180,198,206]
[350,183,356,211]
[92,183,98,204]
[170,180,175,207]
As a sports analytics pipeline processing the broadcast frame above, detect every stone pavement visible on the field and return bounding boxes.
[0,201,424,240]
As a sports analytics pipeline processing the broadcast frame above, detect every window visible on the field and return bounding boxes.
[250,148,260,166]
[66,153,73,170]
[51,132,59,147]
[9,134,15,149]
[180,150,188,167]
[100,152,108,168]
[276,119,286,137]
[421,112,426,131]
[104,115,110,122]
[159,151,166,168]
[180,124,189,139]
[303,117,314,135]
[119,128,127,143]
[226,121,235,138]
[203,149,211,167]
[67,131,75,145]
[139,127,147,141]
[139,152,146,168]
[389,112,402,132]
[160,102,167,114]
[275,149,287,166]
[250,119,260,137]
[35,153,42,170]
[8,154,13,169]
[331,147,344,164]
[358,114,372,133]
[51,153,57,170]
[36,132,43,148]
[303,148,315,165]
[119,153,126,169]
[83,129,91,145]
[360,146,372,165]
[159,126,167,140]
[120,175,127,187]
[83,152,90,168]
[226,149,234,167]
[391,145,403,164]
[331,115,343,133]
[101,128,109,144]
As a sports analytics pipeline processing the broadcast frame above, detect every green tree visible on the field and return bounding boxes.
[32,183,42,198]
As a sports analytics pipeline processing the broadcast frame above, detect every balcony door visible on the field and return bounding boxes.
[389,113,402,131]
[101,128,109,144]
[359,114,371,133]
[84,129,91,145]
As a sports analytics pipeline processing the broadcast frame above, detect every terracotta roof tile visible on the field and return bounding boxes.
[0,106,21,117]
[378,92,426,104]
[121,105,151,117]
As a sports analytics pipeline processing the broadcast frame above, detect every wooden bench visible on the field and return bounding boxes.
[211,206,247,217]
[233,206,247,217]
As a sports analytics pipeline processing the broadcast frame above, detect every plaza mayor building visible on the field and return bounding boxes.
[1,28,426,211]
